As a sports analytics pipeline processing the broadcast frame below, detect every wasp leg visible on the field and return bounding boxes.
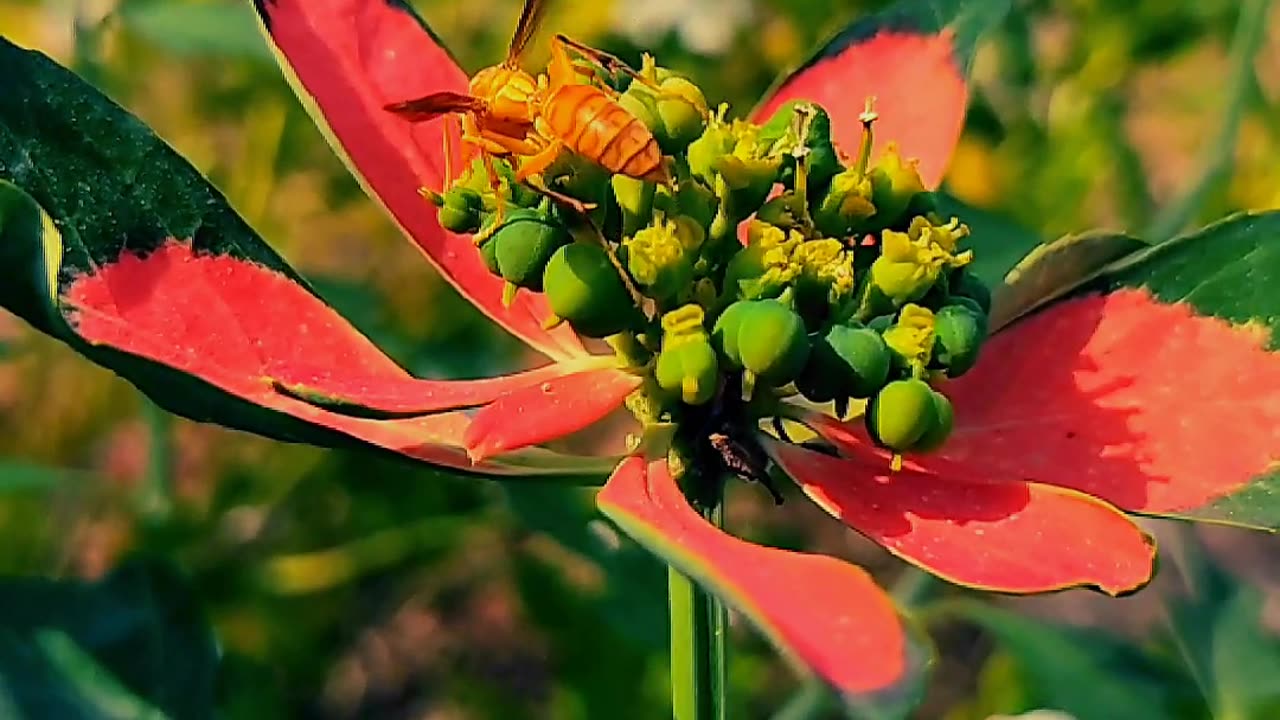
[471,152,508,245]
[527,177,597,215]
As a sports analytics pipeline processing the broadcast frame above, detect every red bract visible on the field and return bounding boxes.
[245,0,1159,707]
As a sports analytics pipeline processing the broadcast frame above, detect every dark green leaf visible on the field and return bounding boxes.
[0,558,218,720]
[950,601,1201,720]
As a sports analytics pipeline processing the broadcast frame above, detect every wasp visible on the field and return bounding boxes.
[384,0,671,233]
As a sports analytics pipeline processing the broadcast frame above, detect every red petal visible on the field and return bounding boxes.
[270,356,616,418]
[932,289,1280,516]
[62,239,588,477]
[464,368,642,461]
[255,0,586,360]
[597,457,927,706]
[752,31,965,188]
[766,438,1155,596]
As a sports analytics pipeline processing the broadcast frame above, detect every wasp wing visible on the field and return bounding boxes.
[384,92,486,122]
[505,0,550,66]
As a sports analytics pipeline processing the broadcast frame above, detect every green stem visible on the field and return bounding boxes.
[138,398,173,521]
[1144,0,1271,242]
[669,455,726,720]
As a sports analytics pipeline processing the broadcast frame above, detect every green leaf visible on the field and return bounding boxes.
[989,230,1147,332]
[503,482,667,651]
[0,558,218,720]
[947,600,1201,720]
[118,0,272,61]
[935,191,1045,292]
[0,38,605,482]
[0,460,89,494]
[1163,537,1280,720]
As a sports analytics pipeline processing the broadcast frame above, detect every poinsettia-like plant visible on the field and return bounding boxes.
[2,0,1279,717]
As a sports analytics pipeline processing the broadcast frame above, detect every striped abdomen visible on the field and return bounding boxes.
[541,84,664,181]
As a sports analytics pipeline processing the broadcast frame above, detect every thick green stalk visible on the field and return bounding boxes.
[669,453,727,720]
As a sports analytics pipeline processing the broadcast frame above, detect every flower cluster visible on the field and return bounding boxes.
[426,58,990,468]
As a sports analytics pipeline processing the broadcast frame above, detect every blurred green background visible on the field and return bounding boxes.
[0,0,1279,718]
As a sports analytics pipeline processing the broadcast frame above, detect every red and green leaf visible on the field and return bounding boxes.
[752,0,1012,187]
[767,436,1154,596]
[253,0,587,362]
[0,38,613,482]
[597,456,930,716]
[919,211,1280,530]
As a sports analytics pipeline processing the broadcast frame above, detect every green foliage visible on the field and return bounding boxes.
[0,559,219,720]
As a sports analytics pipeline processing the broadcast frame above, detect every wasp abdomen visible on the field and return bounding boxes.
[544,85,663,181]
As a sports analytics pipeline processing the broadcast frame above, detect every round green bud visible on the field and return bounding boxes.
[910,390,954,452]
[618,88,662,133]
[656,335,719,406]
[479,236,500,275]
[866,378,938,452]
[735,299,810,385]
[653,76,708,153]
[825,324,891,398]
[711,300,752,368]
[439,187,484,234]
[543,243,638,338]
[932,303,987,377]
[493,208,573,289]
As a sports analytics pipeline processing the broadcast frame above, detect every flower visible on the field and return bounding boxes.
[3,0,1280,716]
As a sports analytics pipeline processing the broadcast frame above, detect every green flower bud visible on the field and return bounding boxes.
[624,218,696,302]
[625,57,709,154]
[865,378,938,452]
[812,167,876,237]
[870,217,974,306]
[882,304,936,375]
[714,125,783,218]
[757,100,840,194]
[711,300,752,368]
[931,303,987,377]
[493,208,573,289]
[721,223,801,300]
[687,110,736,186]
[792,239,856,323]
[868,143,927,228]
[437,186,484,234]
[543,243,639,338]
[797,323,891,404]
[655,304,719,406]
[479,235,500,274]
[910,390,954,452]
[613,175,656,237]
[656,338,719,406]
[734,299,810,387]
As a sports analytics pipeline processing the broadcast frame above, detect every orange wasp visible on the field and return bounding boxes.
[384,0,670,231]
